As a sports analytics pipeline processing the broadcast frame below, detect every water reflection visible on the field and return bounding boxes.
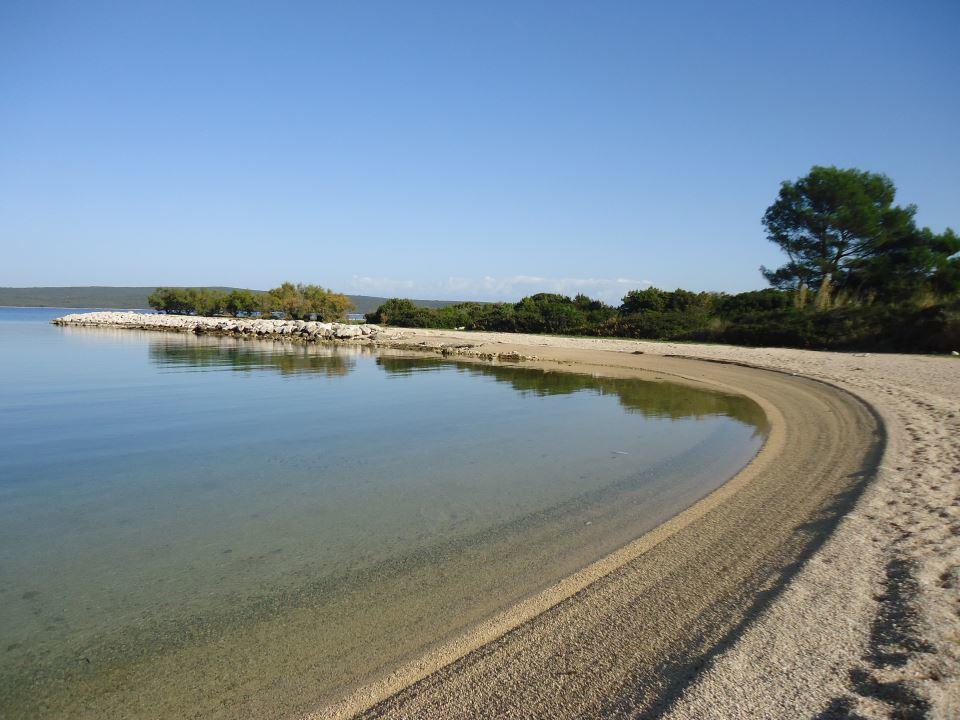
[378,356,767,429]
[149,336,357,378]
[147,335,766,430]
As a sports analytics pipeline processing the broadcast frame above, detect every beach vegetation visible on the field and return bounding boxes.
[761,166,959,305]
[367,166,958,353]
[262,283,354,321]
[148,287,228,316]
[366,288,960,352]
[148,282,354,321]
[225,289,260,316]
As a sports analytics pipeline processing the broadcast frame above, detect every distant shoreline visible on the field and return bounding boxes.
[1,305,151,311]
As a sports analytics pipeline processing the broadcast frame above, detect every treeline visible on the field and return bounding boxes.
[365,289,959,352]
[148,282,353,321]
[367,166,960,353]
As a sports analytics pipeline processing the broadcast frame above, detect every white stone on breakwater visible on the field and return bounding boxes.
[51,311,382,343]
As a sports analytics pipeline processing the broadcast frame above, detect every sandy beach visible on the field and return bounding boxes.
[42,314,960,718]
[344,327,957,720]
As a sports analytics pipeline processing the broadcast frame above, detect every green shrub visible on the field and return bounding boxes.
[365,288,959,353]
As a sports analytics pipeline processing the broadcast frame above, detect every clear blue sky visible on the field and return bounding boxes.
[2,1,957,302]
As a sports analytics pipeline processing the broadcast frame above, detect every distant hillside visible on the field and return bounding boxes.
[0,287,461,315]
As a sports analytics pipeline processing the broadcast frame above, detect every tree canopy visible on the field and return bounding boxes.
[148,283,353,320]
[761,166,959,301]
[147,287,228,316]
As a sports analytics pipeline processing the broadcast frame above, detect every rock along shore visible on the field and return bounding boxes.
[51,311,540,363]
[52,311,381,342]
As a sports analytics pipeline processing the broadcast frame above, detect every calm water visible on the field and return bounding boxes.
[0,307,766,718]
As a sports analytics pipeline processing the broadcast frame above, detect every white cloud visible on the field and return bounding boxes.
[349,274,652,304]
[349,275,417,296]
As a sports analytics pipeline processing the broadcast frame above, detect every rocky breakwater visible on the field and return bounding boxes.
[52,311,381,342]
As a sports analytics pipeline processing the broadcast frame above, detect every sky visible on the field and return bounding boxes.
[1,1,958,303]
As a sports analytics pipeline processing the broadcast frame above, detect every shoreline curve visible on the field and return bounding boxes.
[303,339,881,719]
[45,314,888,718]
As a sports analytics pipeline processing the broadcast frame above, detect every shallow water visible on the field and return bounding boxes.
[0,307,766,718]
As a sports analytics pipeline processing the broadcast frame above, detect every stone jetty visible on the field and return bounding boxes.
[52,311,381,342]
[51,311,542,363]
